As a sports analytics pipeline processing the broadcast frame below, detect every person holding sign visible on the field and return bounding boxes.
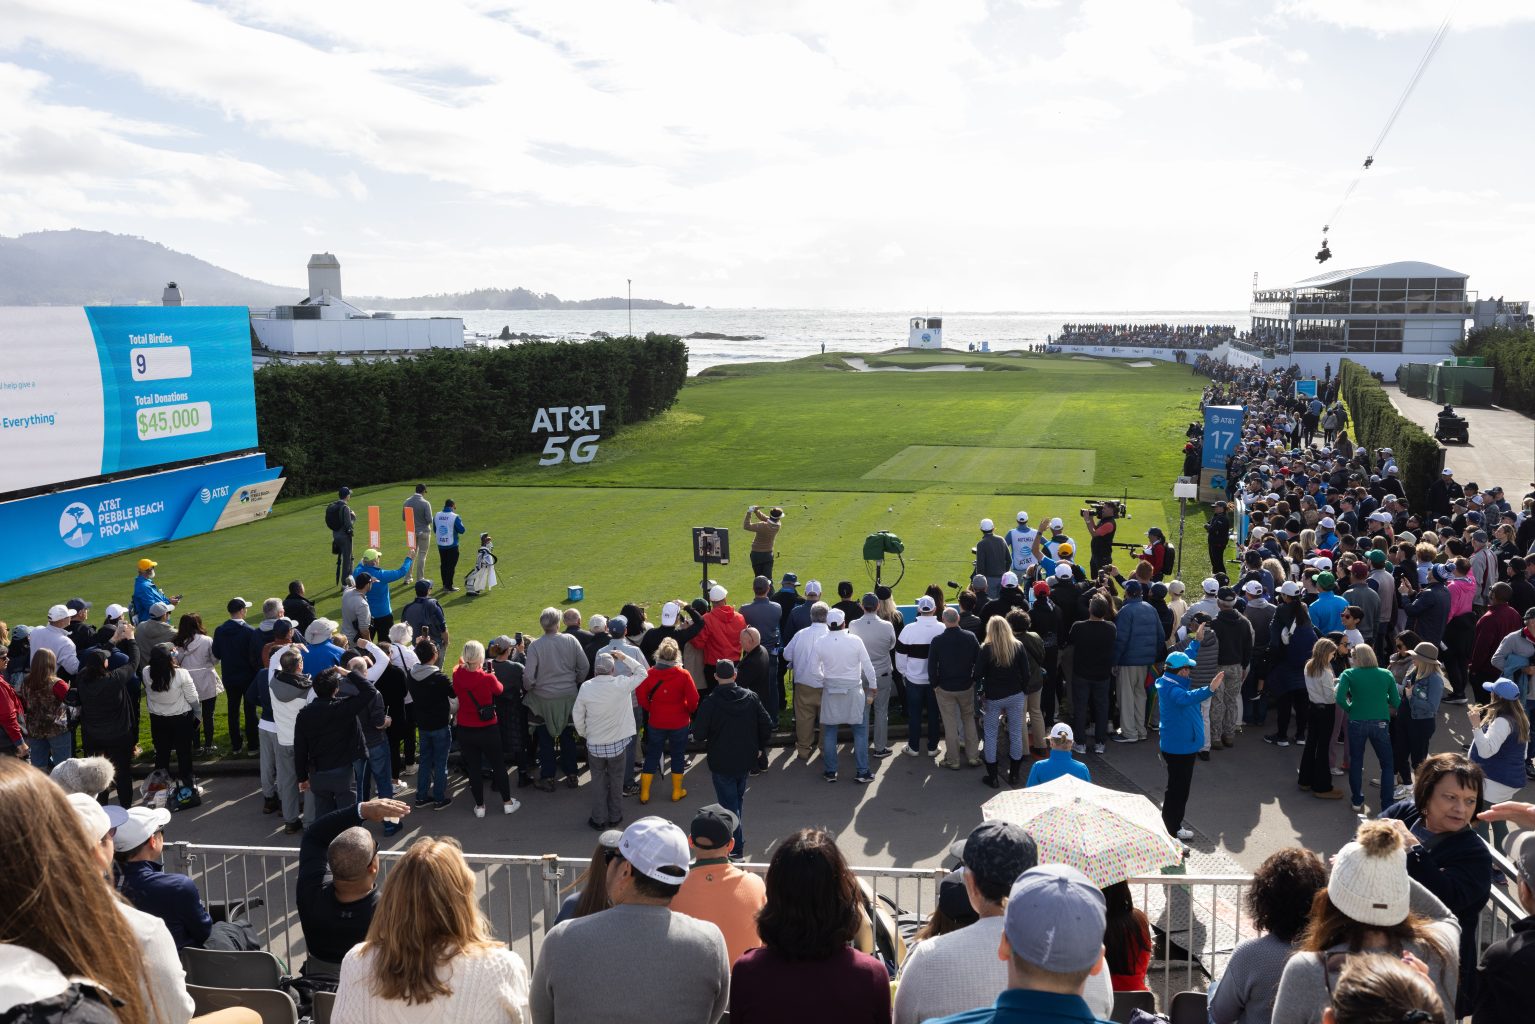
[434,499,466,593]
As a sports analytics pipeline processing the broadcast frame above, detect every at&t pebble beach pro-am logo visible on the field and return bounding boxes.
[59,502,94,548]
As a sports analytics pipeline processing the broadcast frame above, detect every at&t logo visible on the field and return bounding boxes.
[200,487,212,504]
[59,502,94,549]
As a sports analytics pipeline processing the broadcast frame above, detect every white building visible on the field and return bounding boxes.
[908,316,942,349]
[250,253,464,355]
[1247,260,1472,376]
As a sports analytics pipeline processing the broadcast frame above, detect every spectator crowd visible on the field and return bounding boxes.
[3,357,1535,1021]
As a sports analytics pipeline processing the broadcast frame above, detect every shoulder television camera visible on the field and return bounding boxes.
[1081,498,1128,520]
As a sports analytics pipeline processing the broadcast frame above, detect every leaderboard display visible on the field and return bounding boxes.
[0,306,259,494]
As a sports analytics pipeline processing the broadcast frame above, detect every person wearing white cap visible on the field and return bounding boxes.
[1026,723,1091,787]
[895,595,946,757]
[135,599,177,666]
[28,603,81,677]
[974,518,1011,600]
[531,817,730,1024]
[1003,512,1042,577]
[1271,821,1461,1024]
[783,600,831,760]
[65,791,203,1024]
[1179,578,1221,629]
[116,805,259,952]
[812,606,878,783]
[695,584,747,691]
[1042,517,1074,561]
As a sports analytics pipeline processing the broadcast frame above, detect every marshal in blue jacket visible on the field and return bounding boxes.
[1155,640,1216,756]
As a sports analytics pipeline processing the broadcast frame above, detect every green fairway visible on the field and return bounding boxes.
[0,350,1205,753]
[861,445,1096,487]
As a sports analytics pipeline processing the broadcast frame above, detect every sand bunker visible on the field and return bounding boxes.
[1128,360,1155,368]
[845,357,982,372]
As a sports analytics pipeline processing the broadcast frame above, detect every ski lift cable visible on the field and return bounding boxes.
[1321,13,1452,238]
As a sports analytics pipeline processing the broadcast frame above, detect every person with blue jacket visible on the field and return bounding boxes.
[1155,632,1225,841]
[1112,580,1163,743]
[1307,571,1347,636]
[131,557,178,624]
[354,547,413,637]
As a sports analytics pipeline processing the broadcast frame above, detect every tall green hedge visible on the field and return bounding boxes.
[254,334,688,496]
[1461,326,1535,415]
[1337,359,1443,510]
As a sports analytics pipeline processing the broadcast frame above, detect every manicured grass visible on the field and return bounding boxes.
[0,351,1205,753]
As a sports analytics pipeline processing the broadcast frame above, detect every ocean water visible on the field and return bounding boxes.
[393,308,1251,374]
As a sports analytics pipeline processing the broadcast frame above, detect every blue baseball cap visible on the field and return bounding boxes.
[1166,651,1195,670]
[1483,678,1520,701]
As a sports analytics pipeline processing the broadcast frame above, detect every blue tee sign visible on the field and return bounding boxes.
[1202,406,1244,471]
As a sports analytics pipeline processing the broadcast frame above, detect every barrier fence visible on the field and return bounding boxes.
[164,841,1527,1008]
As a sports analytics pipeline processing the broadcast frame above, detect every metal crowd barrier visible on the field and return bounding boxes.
[164,840,1528,1007]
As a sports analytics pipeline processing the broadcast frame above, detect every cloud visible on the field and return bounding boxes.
[1277,1,1535,33]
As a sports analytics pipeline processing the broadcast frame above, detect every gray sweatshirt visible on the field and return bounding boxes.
[403,492,432,532]
[524,631,590,701]
[531,903,728,1024]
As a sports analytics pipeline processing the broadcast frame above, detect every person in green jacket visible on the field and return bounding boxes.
[1336,643,1400,814]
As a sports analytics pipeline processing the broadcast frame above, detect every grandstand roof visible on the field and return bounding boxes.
[1290,260,1467,289]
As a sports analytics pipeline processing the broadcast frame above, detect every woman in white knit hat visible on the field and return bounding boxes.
[1270,820,1460,1024]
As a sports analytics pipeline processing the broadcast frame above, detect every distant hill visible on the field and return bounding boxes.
[0,230,691,310]
[0,230,299,306]
[361,287,692,311]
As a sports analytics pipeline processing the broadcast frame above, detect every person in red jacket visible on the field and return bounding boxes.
[1471,582,1523,687]
[692,584,747,690]
[637,637,700,804]
[451,640,519,819]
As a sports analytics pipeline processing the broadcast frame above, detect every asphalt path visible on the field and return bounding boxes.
[158,703,1485,874]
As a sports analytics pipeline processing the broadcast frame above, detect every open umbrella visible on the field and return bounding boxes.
[980,774,1182,886]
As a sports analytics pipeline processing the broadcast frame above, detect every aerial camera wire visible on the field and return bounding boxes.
[1315,12,1452,261]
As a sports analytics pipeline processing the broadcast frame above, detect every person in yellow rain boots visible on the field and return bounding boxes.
[637,639,699,804]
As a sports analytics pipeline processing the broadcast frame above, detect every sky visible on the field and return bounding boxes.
[1,0,1532,309]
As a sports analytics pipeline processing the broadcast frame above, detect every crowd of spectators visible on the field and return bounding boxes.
[5,361,1535,1020]
[1055,322,1240,351]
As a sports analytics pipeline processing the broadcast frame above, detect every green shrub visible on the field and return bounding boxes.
[1461,326,1535,414]
[1337,359,1443,510]
[254,334,688,496]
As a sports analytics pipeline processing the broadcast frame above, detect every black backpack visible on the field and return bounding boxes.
[324,500,346,532]
[1161,544,1176,577]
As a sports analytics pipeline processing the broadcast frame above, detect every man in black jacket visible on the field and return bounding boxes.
[294,667,374,818]
[295,797,410,977]
[212,597,257,754]
[1206,501,1232,576]
[1210,588,1253,750]
[928,608,981,770]
[691,659,773,859]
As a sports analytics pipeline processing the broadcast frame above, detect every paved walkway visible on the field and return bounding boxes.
[1387,386,1535,490]
[160,703,1483,876]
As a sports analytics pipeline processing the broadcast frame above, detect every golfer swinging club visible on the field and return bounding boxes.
[743,504,785,582]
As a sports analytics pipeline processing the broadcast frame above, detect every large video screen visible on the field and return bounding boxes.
[0,306,258,495]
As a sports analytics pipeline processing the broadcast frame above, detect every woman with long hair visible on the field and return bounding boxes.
[19,646,72,769]
[334,836,530,1023]
[173,612,221,754]
[1323,954,1445,1024]
[144,641,200,791]
[1101,881,1152,992]
[1336,644,1399,814]
[74,623,141,806]
[1271,821,1460,1024]
[1467,679,1529,850]
[1401,642,1445,772]
[0,757,153,1024]
[553,829,622,925]
[451,640,517,819]
[1209,848,1329,1024]
[1298,638,1342,798]
[973,614,1029,788]
[730,828,890,1024]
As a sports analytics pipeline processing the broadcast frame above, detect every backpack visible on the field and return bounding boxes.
[324,500,346,532]
[1160,544,1176,577]
[169,784,202,812]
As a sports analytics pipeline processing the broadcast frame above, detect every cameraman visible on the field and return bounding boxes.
[1080,503,1118,577]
